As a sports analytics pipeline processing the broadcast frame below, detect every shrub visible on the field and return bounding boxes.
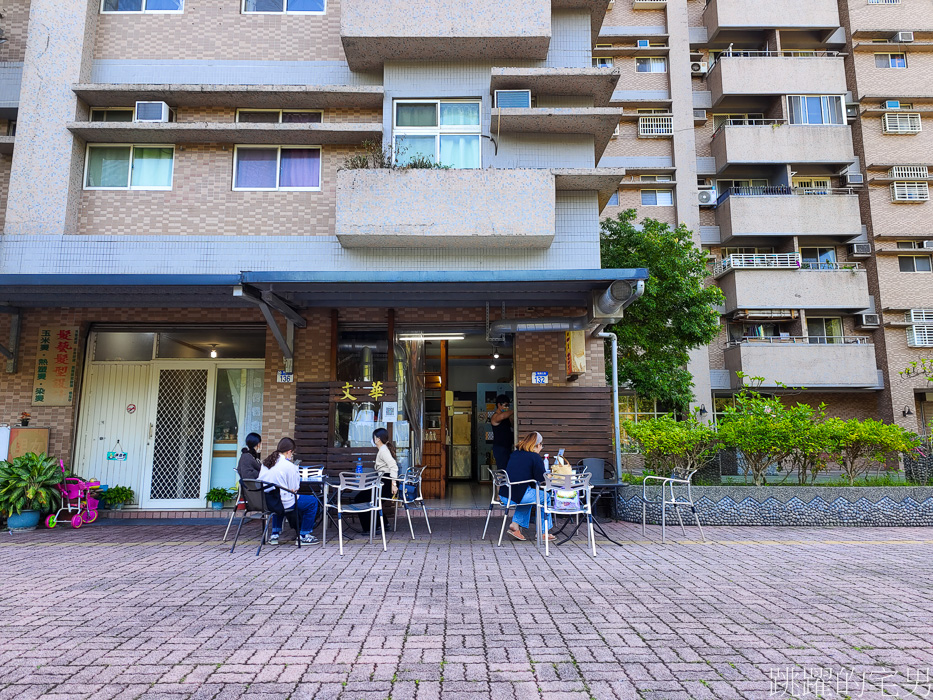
[624,414,719,478]
[206,487,236,503]
[102,485,134,505]
[0,453,64,516]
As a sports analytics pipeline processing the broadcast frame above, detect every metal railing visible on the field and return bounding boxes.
[711,119,785,138]
[708,50,841,70]
[716,254,862,275]
[715,185,855,205]
[727,336,872,347]
[638,115,673,137]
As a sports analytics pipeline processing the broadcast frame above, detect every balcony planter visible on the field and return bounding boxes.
[7,509,41,531]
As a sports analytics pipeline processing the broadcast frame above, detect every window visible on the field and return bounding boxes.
[722,246,774,256]
[236,109,323,123]
[641,187,673,206]
[712,113,764,128]
[787,95,844,125]
[899,255,932,272]
[102,0,182,11]
[875,53,907,68]
[636,57,667,73]
[868,0,901,4]
[592,56,614,68]
[619,395,677,438]
[393,100,481,169]
[607,190,619,206]
[637,108,669,114]
[807,317,844,344]
[242,0,324,12]
[84,145,174,190]
[800,247,837,269]
[792,177,830,194]
[90,108,134,122]
[883,112,922,134]
[891,182,930,201]
[233,146,321,191]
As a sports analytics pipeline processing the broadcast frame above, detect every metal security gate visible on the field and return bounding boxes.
[142,366,215,508]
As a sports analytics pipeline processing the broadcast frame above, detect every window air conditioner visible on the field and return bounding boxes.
[494,90,532,109]
[849,243,872,257]
[637,39,650,48]
[691,62,708,75]
[843,173,865,186]
[894,31,914,42]
[884,100,901,110]
[922,240,933,249]
[693,109,707,121]
[134,101,171,123]
[697,188,716,206]
[859,314,881,328]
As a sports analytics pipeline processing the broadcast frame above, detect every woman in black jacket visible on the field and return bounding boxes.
[501,431,554,542]
[236,432,263,480]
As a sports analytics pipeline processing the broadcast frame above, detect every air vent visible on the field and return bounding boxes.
[134,101,171,123]
[849,243,872,257]
[494,90,532,109]
[859,314,881,328]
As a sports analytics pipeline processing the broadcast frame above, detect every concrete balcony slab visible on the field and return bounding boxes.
[724,342,879,389]
[703,0,840,42]
[707,56,846,106]
[717,267,870,313]
[711,123,854,172]
[715,193,862,241]
[66,121,383,145]
[490,107,623,161]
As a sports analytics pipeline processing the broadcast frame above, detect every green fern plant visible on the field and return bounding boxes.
[0,452,64,516]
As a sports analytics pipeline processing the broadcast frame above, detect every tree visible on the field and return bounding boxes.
[716,392,797,486]
[601,210,725,411]
[624,414,719,478]
[823,418,920,486]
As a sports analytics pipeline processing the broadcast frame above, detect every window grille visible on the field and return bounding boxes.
[883,112,922,133]
[891,182,930,201]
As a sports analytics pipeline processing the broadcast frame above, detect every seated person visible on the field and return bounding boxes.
[501,431,554,542]
[260,437,319,546]
[354,428,399,531]
[236,432,263,480]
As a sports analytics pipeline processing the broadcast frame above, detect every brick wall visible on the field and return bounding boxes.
[0,154,11,232]
[851,52,933,100]
[865,179,931,235]
[859,110,933,166]
[844,0,930,34]
[613,64,670,93]
[874,254,933,309]
[175,107,382,123]
[604,120,674,159]
[93,0,346,62]
[515,332,607,388]
[0,0,32,63]
[78,145,357,237]
[605,5,666,27]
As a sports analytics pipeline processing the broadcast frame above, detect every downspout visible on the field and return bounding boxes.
[597,330,622,481]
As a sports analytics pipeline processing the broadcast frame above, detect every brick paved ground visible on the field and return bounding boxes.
[1,516,932,700]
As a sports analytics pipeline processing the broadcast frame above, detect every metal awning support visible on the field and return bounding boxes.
[1,308,21,372]
[233,285,306,371]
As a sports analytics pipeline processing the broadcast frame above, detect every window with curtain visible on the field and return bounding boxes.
[85,145,174,190]
[233,146,321,190]
[236,110,323,123]
[787,95,844,125]
[102,0,183,11]
[800,247,837,269]
[635,57,667,73]
[393,99,482,169]
[242,0,324,12]
[807,317,843,344]
[875,53,907,68]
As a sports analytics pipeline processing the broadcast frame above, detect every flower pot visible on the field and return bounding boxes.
[111,502,124,511]
[210,501,224,510]
[20,420,29,427]
[8,509,41,531]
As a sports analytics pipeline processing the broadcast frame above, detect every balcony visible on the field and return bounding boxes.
[66,121,382,145]
[711,122,854,173]
[706,53,846,107]
[723,338,879,389]
[716,254,871,312]
[335,169,571,248]
[714,187,863,241]
[340,0,551,71]
[489,107,623,160]
[703,0,840,42]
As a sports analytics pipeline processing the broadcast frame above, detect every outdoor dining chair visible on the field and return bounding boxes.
[481,468,542,547]
[323,471,386,555]
[228,479,305,556]
[541,472,596,557]
[383,465,432,539]
[640,468,706,544]
[228,479,267,555]
[222,467,248,543]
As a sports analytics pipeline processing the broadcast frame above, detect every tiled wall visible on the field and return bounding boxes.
[0,0,32,63]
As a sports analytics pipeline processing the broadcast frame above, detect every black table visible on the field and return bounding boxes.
[552,477,626,547]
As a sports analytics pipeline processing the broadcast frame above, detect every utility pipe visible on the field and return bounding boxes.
[597,331,622,482]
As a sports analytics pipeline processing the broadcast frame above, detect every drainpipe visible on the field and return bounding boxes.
[597,330,622,482]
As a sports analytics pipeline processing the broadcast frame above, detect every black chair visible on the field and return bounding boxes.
[229,479,303,556]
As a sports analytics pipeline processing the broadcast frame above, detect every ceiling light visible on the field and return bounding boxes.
[490,363,496,370]
[210,345,218,358]
[398,333,466,341]
[493,351,500,359]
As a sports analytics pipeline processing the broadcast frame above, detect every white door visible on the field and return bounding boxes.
[141,363,216,508]
[74,363,153,502]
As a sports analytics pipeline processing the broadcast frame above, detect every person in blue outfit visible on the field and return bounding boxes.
[260,437,319,545]
[501,431,554,542]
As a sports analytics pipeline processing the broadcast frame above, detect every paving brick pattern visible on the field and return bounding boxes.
[1,518,932,699]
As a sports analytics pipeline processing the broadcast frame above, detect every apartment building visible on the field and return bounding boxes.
[0,0,653,507]
[599,0,931,432]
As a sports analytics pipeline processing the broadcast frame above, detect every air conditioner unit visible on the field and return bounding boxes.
[884,100,901,110]
[697,188,716,206]
[134,101,171,123]
[637,39,650,48]
[494,90,532,109]
[693,109,707,121]
[843,173,865,186]
[894,31,914,42]
[922,240,933,249]
[849,243,872,257]
[691,62,708,75]
[859,313,881,328]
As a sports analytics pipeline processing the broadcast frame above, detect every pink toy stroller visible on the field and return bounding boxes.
[46,460,100,529]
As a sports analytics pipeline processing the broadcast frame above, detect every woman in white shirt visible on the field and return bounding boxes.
[260,437,319,545]
[354,428,398,531]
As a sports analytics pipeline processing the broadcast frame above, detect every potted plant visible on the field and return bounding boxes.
[102,485,134,510]
[206,486,235,510]
[19,411,30,427]
[0,452,62,530]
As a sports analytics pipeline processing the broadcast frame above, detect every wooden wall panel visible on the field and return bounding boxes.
[515,386,613,466]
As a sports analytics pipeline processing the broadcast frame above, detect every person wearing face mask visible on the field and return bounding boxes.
[353,428,398,531]
[260,437,319,546]
[501,431,554,542]
[236,432,263,480]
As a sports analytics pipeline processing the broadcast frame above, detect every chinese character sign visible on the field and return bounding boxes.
[32,327,79,406]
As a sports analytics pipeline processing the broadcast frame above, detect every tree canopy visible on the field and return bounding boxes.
[601,209,725,411]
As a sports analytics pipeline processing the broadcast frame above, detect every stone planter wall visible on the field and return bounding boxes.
[618,485,933,527]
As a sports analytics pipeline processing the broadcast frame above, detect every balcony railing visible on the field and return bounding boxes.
[715,185,855,206]
[638,115,673,137]
[717,253,863,274]
[708,50,841,70]
[727,336,871,347]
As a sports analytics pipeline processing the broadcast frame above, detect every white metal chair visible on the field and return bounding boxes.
[641,469,706,544]
[323,471,386,555]
[541,472,596,557]
[383,466,432,539]
[481,468,541,546]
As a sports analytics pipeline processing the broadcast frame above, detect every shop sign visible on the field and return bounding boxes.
[332,381,395,402]
[32,327,79,406]
[532,372,549,385]
[277,371,294,383]
[107,451,128,461]
[565,330,587,375]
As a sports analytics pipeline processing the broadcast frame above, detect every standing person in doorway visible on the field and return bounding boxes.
[491,394,514,472]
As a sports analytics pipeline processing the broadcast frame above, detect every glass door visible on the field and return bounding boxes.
[209,366,264,491]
